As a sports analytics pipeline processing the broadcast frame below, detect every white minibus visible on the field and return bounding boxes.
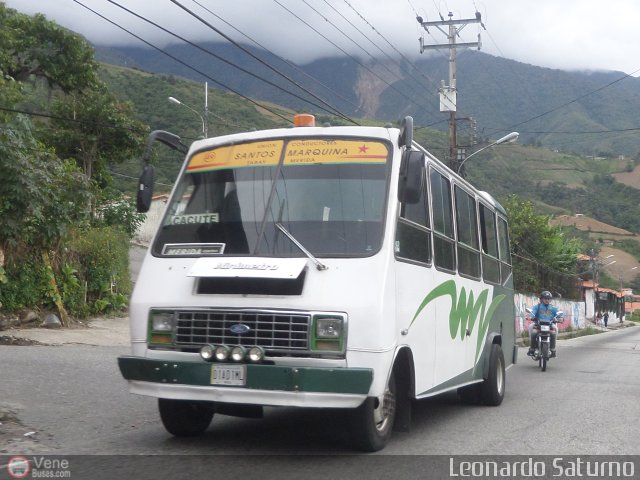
[118,115,516,451]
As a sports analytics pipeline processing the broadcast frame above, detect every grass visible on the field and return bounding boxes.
[559,326,601,340]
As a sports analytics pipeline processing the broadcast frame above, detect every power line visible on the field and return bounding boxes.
[502,68,640,132]
[189,0,363,114]
[310,0,433,107]
[103,0,351,124]
[271,0,439,119]
[168,0,357,125]
[0,105,144,133]
[345,0,448,101]
[71,0,293,125]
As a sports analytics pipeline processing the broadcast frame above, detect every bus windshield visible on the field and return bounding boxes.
[152,137,390,258]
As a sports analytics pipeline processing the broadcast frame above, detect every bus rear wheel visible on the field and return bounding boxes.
[480,344,505,406]
[158,398,214,437]
[349,371,396,452]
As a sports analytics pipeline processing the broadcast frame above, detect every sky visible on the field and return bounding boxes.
[5,0,640,76]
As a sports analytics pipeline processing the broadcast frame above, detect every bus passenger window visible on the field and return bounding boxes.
[497,216,513,285]
[395,168,431,264]
[454,186,480,278]
[479,203,500,284]
[430,169,455,271]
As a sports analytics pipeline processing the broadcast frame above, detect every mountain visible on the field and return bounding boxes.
[95,42,640,158]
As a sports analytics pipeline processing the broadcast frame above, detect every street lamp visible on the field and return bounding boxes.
[168,96,206,138]
[457,131,519,175]
[618,266,637,290]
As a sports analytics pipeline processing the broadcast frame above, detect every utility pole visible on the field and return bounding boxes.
[417,11,483,172]
[204,81,209,138]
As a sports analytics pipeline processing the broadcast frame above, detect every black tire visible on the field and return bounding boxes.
[541,343,549,372]
[349,371,396,452]
[481,344,505,406]
[158,398,214,437]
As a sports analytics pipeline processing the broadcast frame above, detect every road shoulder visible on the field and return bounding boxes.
[0,317,130,346]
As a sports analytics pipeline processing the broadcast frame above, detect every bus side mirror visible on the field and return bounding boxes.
[136,164,155,213]
[136,130,186,213]
[398,150,424,204]
[399,116,413,148]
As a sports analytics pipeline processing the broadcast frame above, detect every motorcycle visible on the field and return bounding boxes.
[526,308,564,372]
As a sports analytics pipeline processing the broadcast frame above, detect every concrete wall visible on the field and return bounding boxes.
[514,293,586,335]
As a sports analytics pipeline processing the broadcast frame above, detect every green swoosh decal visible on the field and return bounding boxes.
[409,280,506,362]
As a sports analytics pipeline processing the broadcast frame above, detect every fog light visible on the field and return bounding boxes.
[230,346,247,362]
[247,346,265,363]
[214,345,230,361]
[200,344,215,361]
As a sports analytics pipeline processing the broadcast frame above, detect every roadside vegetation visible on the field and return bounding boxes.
[0,5,145,322]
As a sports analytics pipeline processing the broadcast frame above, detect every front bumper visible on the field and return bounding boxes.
[118,356,373,408]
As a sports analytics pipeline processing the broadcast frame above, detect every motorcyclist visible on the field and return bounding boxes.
[527,291,559,358]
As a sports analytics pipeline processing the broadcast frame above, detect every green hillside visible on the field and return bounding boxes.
[100,63,640,236]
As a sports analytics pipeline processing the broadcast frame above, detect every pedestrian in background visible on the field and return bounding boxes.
[603,311,609,328]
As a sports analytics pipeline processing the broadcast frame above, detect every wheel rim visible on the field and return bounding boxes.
[496,356,505,395]
[373,378,396,432]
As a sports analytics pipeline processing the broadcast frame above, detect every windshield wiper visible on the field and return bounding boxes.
[275,223,328,271]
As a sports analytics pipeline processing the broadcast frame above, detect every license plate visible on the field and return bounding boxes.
[211,364,246,386]
[540,325,550,331]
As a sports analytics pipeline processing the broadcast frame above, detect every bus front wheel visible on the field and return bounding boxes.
[158,398,214,436]
[349,371,396,452]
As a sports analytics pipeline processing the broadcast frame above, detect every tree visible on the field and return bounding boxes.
[45,84,147,183]
[0,4,98,92]
[504,195,584,296]
[0,115,90,249]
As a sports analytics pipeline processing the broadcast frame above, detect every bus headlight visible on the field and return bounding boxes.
[151,311,175,332]
[312,315,346,354]
[149,310,176,347]
[316,317,342,338]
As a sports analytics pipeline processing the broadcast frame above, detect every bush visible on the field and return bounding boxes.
[0,250,52,311]
[0,226,132,318]
[65,226,132,317]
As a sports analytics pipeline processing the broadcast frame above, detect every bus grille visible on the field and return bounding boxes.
[175,310,310,353]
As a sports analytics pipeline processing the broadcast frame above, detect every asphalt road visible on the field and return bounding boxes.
[1,326,639,460]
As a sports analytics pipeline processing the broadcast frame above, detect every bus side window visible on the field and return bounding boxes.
[454,186,480,279]
[479,203,500,284]
[429,168,455,271]
[395,167,431,264]
[497,216,513,285]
